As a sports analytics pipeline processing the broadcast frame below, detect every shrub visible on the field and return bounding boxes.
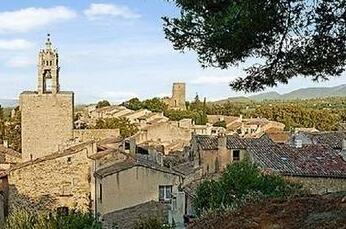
[193,160,302,216]
[0,209,102,229]
[134,216,175,229]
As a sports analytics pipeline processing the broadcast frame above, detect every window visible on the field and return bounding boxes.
[159,185,172,202]
[99,183,103,203]
[233,150,240,161]
[61,183,72,196]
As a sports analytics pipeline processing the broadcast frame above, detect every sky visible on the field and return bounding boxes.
[0,0,345,104]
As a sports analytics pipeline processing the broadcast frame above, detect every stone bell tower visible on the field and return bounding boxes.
[37,34,60,94]
[20,34,74,161]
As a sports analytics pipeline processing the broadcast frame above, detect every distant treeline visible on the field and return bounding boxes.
[207,97,346,131]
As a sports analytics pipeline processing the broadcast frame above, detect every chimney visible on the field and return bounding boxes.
[218,133,227,150]
[341,139,346,162]
[3,140,8,148]
[217,133,228,171]
[294,139,303,148]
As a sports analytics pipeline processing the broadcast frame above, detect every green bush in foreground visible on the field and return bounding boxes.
[1,209,102,229]
[193,160,302,216]
[134,216,175,229]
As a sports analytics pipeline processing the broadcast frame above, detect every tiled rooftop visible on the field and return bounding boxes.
[248,144,346,178]
[307,132,346,150]
[194,134,274,150]
[95,154,184,178]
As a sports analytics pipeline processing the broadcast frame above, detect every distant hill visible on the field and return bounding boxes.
[211,96,252,104]
[0,99,18,107]
[214,84,346,103]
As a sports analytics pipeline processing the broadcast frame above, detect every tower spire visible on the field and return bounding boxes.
[38,34,60,94]
[45,33,52,50]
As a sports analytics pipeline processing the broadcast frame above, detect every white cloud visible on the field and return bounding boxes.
[0,6,77,33]
[6,56,34,68]
[191,75,238,85]
[0,39,33,50]
[84,3,141,20]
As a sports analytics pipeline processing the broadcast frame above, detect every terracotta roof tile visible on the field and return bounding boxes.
[248,144,346,178]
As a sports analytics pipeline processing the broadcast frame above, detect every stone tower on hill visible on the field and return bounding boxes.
[163,82,186,110]
[20,34,74,161]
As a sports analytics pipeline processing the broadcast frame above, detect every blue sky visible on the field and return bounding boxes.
[0,0,345,104]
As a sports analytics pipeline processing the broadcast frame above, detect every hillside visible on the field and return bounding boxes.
[211,96,252,104]
[0,99,18,107]
[188,193,346,229]
[212,84,346,103]
[249,84,346,101]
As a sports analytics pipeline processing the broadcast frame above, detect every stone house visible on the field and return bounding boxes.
[191,133,346,192]
[247,143,346,193]
[207,115,285,137]
[190,134,271,174]
[94,154,184,228]
[8,141,98,213]
[129,121,192,155]
[177,134,346,224]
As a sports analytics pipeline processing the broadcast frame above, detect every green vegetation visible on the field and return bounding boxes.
[96,100,111,109]
[193,161,302,217]
[207,97,346,131]
[212,120,226,128]
[134,217,175,229]
[164,1,346,92]
[0,106,21,152]
[124,97,167,113]
[0,209,102,229]
[94,117,138,138]
[124,95,208,125]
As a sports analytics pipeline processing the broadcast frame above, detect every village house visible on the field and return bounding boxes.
[8,141,98,213]
[191,133,346,191]
[207,115,285,137]
[94,153,184,229]
[175,133,346,224]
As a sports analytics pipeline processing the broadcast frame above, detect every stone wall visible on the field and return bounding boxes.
[197,147,247,175]
[8,141,96,213]
[20,92,74,161]
[73,129,120,142]
[286,176,346,194]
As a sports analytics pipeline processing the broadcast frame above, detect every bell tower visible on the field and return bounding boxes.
[20,34,74,161]
[37,34,60,94]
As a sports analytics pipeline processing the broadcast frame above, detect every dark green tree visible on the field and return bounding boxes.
[163,0,346,92]
[94,117,138,138]
[96,100,111,108]
[193,160,301,216]
[124,97,143,111]
[142,98,168,113]
[0,105,4,143]
[4,107,21,152]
